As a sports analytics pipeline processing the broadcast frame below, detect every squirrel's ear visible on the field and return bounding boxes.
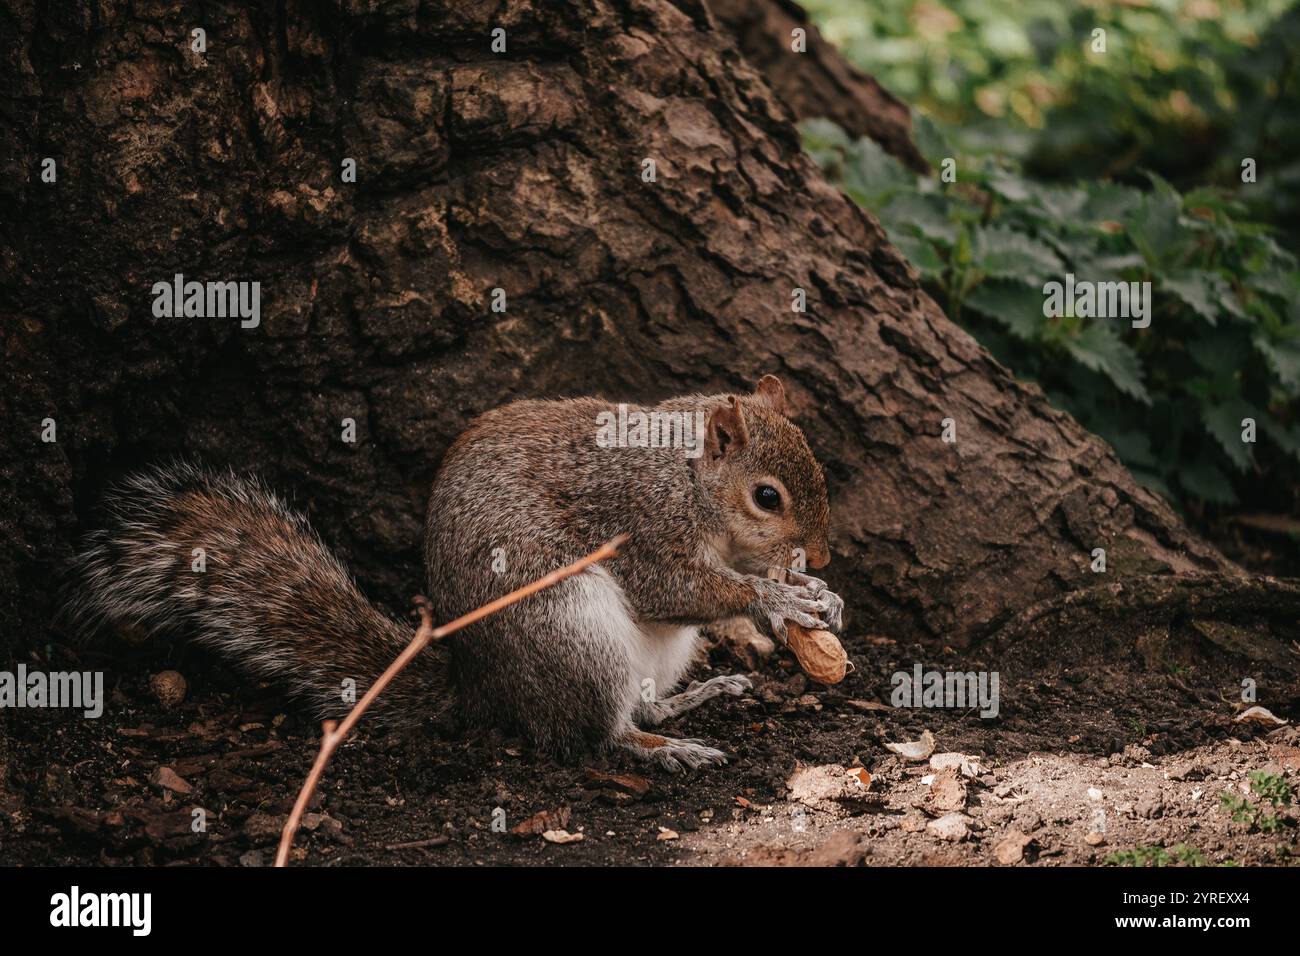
[752,374,787,415]
[705,396,749,460]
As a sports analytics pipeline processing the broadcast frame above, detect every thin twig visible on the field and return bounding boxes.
[385,836,450,850]
[275,534,628,867]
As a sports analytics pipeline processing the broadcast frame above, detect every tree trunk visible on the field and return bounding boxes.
[0,0,1275,661]
[709,0,930,172]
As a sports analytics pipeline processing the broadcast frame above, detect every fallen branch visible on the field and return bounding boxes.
[275,534,628,867]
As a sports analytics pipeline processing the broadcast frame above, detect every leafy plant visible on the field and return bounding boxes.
[1105,843,1208,866]
[804,117,1300,507]
[802,0,1300,236]
[1220,770,1294,832]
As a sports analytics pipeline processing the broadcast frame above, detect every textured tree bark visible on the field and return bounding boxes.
[707,0,930,172]
[0,0,1267,662]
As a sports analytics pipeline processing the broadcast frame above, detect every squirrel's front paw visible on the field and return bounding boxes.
[749,577,830,640]
[785,570,846,634]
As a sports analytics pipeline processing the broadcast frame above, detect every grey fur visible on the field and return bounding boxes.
[66,383,842,770]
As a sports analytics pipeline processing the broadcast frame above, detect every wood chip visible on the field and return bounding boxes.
[510,806,571,837]
[583,768,651,797]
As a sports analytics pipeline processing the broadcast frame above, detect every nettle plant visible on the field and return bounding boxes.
[804,117,1300,506]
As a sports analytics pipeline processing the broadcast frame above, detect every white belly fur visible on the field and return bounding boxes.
[579,567,701,709]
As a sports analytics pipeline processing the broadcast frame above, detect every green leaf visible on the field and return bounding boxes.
[1063,322,1150,403]
[965,280,1045,341]
[1125,186,1189,274]
[1201,399,1256,472]
[879,192,958,246]
[888,230,945,279]
[842,137,915,208]
[1261,417,1300,464]
[1246,268,1300,300]
[799,118,851,173]
[1178,459,1237,505]
[972,226,1064,282]
[1095,425,1158,469]
[1082,183,1144,225]
[1254,334,1300,393]
[910,111,954,170]
[987,169,1035,203]
[1186,328,1252,376]
[1161,273,1227,325]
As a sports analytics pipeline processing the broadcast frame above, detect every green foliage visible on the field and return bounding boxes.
[1105,843,1208,867]
[802,0,1300,228]
[1219,771,1294,832]
[804,118,1300,506]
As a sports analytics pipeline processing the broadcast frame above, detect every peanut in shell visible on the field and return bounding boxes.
[785,621,848,684]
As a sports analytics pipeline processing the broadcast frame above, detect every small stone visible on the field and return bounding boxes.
[926,813,971,842]
[1085,831,1107,846]
[1136,796,1164,819]
[994,830,1032,864]
[926,769,967,813]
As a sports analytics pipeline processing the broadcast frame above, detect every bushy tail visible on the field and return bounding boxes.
[63,461,446,724]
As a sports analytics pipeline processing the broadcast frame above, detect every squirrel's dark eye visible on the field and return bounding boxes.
[753,484,782,512]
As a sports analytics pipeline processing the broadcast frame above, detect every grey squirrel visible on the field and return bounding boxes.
[65,375,845,771]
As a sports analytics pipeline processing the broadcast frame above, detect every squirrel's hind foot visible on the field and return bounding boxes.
[636,673,752,726]
[618,728,728,773]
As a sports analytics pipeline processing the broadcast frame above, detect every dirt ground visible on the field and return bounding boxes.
[2,598,1297,867]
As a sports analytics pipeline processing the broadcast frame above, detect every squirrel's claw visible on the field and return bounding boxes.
[786,569,827,595]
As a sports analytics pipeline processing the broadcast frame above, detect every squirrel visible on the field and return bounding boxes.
[64,374,845,772]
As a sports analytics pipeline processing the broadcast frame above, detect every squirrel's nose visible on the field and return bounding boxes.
[805,542,830,570]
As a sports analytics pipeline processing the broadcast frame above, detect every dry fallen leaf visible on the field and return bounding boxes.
[583,768,651,797]
[541,829,584,844]
[885,729,936,761]
[929,752,984,777]
[786,763,881,815]
[1235,705,1288,726]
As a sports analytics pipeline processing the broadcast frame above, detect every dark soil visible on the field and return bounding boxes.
[3,601,1298,867]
